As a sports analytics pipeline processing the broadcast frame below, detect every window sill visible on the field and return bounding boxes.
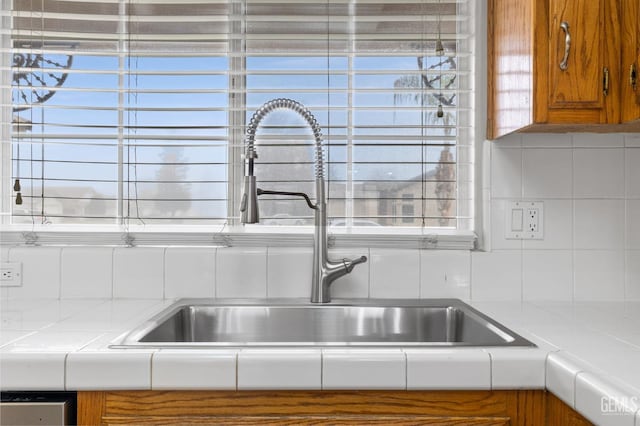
[0,225,476,250]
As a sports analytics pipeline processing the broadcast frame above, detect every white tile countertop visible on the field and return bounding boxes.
[1,299,640,425]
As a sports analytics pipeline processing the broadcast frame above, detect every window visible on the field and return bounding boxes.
[2,0,474,234]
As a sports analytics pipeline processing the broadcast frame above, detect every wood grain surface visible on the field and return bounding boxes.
[77,389,592,426]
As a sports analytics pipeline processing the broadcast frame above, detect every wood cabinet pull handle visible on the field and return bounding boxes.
[603,67,610,96]
[559,21,571,71]
[631,63,638,91]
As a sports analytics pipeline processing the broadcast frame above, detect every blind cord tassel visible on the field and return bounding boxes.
[13,179,22,205]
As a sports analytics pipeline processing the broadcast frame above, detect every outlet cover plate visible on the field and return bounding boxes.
[505,201,544,240]
[1,262,23,286]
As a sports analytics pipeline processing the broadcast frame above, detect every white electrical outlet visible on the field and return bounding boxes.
[526,207,539,233]
[506,201,544,240]
[0,262,22,286]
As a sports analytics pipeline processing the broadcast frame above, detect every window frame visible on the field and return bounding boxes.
[0,0,482,250]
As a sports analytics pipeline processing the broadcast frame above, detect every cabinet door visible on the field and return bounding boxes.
[547,0,608,114]
[621,0,640,122]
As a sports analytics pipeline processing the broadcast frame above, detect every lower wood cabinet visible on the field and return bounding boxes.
[78,390,592,425]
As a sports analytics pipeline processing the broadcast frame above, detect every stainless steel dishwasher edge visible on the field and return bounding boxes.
[0,392,76,425]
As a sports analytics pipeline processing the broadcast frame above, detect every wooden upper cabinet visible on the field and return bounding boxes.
[488,0,640,139]
[621,0,640,123]
[547,0,606,111]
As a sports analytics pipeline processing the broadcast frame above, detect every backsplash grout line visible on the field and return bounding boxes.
[110,248,116,300]
[212,247,217,299]
[520,246,524,303]
[418,249,422,299]
[368,248,372,298]
[570,142,576,303]
[519,143,524,199]
[162,247,167,300]
[623,145,628,300]
[57,248,63,300]
[213,248,218,299]
[265,246,269,299]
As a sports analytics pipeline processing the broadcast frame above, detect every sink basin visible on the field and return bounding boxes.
[112,299,534,348]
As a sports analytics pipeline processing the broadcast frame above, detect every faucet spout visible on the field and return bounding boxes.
[240,98,367,303]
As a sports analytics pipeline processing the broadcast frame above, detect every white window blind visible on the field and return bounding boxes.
[2,0,474,230]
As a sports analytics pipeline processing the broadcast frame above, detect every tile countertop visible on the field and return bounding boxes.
[2,299,640,425]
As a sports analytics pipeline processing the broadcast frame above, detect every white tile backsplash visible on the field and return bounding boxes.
[471,251,522,301]
[8,247,61,299]
[267,247,312,298]
[61,247,113,299]
[627,200,640,250]
[420,250,470,300]
[522,250,573,301]
[164,247,216,299]
[216,247,267,298]
[573,133,625,148]
[113,248,165,299]
[495,132,523,147]
[522,133,572,148]
[625,134,640,147]
[491,146,522,198]
[574,250,625,301]
[369,249,419,298]
[1,247,9,262]
[522,148,573,198]
[574,200,625,250]
[625,251,640,301]
[573,148,625,198]
[625,148,640,198]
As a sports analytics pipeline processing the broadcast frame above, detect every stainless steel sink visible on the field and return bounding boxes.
[112,299,534,348]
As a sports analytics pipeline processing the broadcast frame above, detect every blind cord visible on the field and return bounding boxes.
[39,0,46,224]
[420,0,426,227]
[326,0,331,209]
[125,0,144,227]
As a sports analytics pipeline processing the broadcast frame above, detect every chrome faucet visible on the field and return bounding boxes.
[239,98,367,303]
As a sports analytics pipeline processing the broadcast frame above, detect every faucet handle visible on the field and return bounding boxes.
[344,255,367,273]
